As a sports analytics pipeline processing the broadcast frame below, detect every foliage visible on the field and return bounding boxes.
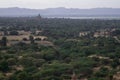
[0,18,120,79]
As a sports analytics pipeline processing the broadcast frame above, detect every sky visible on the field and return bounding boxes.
[0,0,120,9]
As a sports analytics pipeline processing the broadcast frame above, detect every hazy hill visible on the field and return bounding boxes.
[0,7,120,17]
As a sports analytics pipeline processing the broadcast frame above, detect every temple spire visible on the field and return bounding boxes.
[37,14,42,19]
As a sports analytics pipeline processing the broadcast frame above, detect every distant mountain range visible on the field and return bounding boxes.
[0,7,120,17]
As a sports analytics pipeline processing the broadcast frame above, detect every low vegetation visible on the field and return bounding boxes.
[0,17,120,80]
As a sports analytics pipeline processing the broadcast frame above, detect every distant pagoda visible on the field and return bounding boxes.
[37,14,42,19]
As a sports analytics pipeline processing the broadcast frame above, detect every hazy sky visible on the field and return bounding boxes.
[0,0,120,9]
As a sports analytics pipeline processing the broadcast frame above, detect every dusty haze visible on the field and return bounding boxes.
[0,0,120,9]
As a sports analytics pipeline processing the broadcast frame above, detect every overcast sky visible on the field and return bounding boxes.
[0,0,120,9]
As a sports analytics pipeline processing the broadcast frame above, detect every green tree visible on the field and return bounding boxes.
[0,60,9,72]
[1,36,7,46]
[16,71,30,80]
[9,30,19,35]
[0,73,6,80]
[29,35,34,44]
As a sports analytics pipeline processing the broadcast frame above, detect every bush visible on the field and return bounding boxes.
[9,31,19,35]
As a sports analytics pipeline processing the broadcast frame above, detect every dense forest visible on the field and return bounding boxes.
[0,17,120,80]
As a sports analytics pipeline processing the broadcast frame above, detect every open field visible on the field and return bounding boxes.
[0,35,47,41]
[8,41,54,46]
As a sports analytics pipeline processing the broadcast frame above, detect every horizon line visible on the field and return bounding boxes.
[0,7,120,9]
